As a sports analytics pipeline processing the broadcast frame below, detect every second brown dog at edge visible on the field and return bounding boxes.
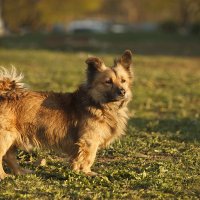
[0,50,133,179]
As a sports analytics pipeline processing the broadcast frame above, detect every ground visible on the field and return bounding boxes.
[0,32,200,199]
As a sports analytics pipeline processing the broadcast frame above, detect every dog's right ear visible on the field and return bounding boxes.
[85,57,106,84]
[85,57,106,72]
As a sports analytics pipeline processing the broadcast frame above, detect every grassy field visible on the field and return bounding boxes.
[0,33,200,199]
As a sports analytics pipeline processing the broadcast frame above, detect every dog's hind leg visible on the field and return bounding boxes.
[0,130,17,180]
[4,147,33,176]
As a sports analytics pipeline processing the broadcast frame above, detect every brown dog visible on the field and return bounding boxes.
[0,50,133,179]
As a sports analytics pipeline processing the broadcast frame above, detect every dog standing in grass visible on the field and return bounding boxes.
[0,50,133,179]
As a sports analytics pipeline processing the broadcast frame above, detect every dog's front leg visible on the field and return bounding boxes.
[71,137,99,176]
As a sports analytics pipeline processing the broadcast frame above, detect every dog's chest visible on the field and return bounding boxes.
[93,106,128,147]
[111,108,128,131]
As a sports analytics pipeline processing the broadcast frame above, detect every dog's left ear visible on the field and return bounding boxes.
[85,57,106,84]
[115,50,133,70]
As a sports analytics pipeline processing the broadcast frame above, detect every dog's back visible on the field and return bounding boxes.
[0,67,76,152]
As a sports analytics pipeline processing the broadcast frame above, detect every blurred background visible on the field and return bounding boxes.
[0,0,200,55]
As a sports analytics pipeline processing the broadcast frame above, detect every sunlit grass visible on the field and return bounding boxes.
[0,48,199,199]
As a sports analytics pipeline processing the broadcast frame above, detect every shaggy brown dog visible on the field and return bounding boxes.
[0,50,133,179]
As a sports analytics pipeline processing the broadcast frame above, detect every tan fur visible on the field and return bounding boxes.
[0,50,133,179]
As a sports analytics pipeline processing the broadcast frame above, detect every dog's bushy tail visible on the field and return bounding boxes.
[0,66,26,100]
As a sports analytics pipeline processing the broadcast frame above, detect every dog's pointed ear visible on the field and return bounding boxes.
[85,57,106,84]
[115,50,133,70]
[85,57,106,72]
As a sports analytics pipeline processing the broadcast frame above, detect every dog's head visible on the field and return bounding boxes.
[85,50,133,105]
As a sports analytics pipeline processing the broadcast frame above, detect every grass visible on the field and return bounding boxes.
[0,32,200,56]
[0,33,200,199]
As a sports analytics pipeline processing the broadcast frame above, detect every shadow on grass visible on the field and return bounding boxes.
[35,164,74,181]
[37,170,67,181]
[129,117,200,142]
[0,32,200,57]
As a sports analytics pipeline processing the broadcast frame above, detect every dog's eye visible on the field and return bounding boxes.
[121,79,126,83]
[105,79,113,84]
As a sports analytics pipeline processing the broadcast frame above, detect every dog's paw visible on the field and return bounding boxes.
[85,171,98,177]
[0,173,11,180]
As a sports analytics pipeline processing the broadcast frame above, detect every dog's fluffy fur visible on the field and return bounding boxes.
[0,50,133,179]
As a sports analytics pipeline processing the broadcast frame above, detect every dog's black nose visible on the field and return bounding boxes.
[117,87,126,96]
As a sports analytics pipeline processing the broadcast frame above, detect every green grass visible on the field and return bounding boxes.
[0,42,200,199]
[1,32,200,56]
